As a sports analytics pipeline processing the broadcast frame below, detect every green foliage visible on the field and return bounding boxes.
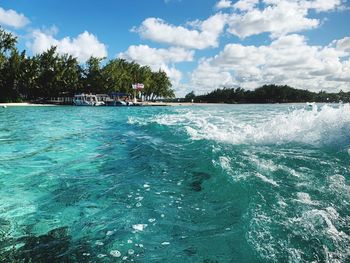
[83,56,105,93]
[185,91,196,101]
[196,84,350,103]
[0,27,17,55]
[0,27,20,102]
[2,27,347,104]
[0,29,174,102]
[147,70,174,100]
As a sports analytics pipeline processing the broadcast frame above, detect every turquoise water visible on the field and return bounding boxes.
[0,104,350,262]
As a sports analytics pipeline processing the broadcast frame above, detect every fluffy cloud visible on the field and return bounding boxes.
[0,6,29,28]
[233,0,259,11]
[227,0,344,38]
[300,0,343,12]
[160,65,183,86]
[228,1,319,38]
[119,45,194,86]
[333,37,350,52]
[26,29,107,62]
[234,0,344,12]
[190,34,350,94]
[134,13,227,49]
[191,59,234,94]
[118,45,194,65]
[137,0,344,51]
[215,0,233,9]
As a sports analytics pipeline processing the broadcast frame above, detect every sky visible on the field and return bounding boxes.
[0,0,350,96]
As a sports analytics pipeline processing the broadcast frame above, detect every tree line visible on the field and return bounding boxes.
[0,27,175,103]
[185,85,350,103]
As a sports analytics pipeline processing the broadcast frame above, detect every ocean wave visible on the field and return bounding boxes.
[130,104,350,147]
[248,203,350,262]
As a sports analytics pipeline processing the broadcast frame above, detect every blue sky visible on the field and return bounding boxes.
[1,0,350,96]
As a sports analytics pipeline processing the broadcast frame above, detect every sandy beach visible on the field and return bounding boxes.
[0,103,57,107]
[0,102,211,107]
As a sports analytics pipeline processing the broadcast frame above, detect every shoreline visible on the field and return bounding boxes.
[139,102,214,106]
[0,102,332,107]
[0,102,58,107]
[0,102,205,107]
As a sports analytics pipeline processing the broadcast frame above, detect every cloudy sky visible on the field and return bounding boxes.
[1,0,350,96]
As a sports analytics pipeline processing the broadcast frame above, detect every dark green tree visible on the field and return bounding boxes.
[185,91,195,101]
[0,27,19,102]
[83,57,105,93]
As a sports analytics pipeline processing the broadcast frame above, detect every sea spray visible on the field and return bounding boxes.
[1,105,349,262]
[131,104,350,148]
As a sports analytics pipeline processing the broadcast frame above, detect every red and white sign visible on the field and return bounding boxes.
[132,83,144,90]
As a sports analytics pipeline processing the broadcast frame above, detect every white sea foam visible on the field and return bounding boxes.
[248,203,350,262]
[255,172,279,187]
[130,104,350,147]
[296,192,319,205]
[249,155,279,172]
[189,104,350,146]
[328,175,350,200]
[291,207,350,262]
[219,156,232,172]
[132,224,147,232]
[293,207,348,241]
[110,250,121,258]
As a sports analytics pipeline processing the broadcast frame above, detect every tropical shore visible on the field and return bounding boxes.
[140,101,199,106]
[0,102,57,107]
[0,102,201,107]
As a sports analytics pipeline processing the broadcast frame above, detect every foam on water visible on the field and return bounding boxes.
[296,192,319,205]
[1,105,349,262]
[131,104,350,147]
[248,201,350,262]
[132,224,147,232]
[255,172,279,187]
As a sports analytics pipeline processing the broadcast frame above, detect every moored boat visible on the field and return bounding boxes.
[73,94,105,106]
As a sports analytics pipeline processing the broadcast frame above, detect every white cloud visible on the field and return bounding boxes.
[300,0,343,12]
[26,29,107,62]
[233,0,259,11]
[227,1,319,38]
[226,0,345,38]
[161,65,183,86]
[135,0,344,53]
[118,45,194,65]
[134,13,227,49]
[119,45,194,86]
[234,0,345,12]
[215,0,233,10]
[191,59,234,94]
[190,34,350,94]
[0,6,29,28]
[333,36,350,52]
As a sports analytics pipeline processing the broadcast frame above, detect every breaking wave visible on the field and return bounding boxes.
[247,204,350,262]
[129,104,350,147]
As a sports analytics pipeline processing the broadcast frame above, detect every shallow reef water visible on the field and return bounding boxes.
[0,104,350,262]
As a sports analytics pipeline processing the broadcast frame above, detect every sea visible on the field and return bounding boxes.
[0,103,349,262]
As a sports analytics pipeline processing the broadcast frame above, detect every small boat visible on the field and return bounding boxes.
[112,99,134,106]
[73,94,105,106]
[114,100,127,106]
